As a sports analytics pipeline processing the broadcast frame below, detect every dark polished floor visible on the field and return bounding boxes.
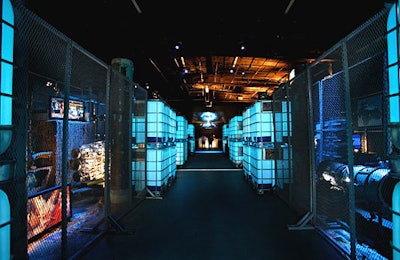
[77,151,347,260]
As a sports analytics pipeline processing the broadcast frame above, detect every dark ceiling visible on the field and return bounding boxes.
[25,0,392,124]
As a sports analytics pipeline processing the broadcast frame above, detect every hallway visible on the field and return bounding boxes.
[78,152,346,260]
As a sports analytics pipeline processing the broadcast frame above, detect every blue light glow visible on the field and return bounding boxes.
[0,0,14,127]
[387,3,400,123]
[0,189,10,260]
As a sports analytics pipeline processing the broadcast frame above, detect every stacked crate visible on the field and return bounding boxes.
[145,99,177,196]
[228,115,243,167]
[249,101,275,193]
[242,100,292,194]
[242,106,251,180]
[167,107,177,182]
[176,115,188,167]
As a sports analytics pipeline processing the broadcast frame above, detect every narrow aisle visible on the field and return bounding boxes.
[79,154,345,260]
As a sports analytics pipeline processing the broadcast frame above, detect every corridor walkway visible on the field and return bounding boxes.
[78,152,345,260]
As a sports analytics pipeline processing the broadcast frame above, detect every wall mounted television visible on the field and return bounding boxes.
[50,97,85,121]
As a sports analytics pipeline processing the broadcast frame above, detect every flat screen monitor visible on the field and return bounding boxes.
[50,97,85,121]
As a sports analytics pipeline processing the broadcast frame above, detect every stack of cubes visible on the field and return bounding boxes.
[242,107,251,180]
[228,115,243,167]
[249,101,275,193]
[145,99,177,196]
[175,115,188,167]
[167,105,177,181]
[242,100,292,194]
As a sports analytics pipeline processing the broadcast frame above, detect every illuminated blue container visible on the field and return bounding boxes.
[242,107,251,179]
[176,115,187,139]
[0,3,13,259]
[166,105,176,142]
[0,0,14,155]
[251,101,274,142]
[147,100,166,141]
[387,3,400,124]
[0,189,10,260]
[146,149,170,194]
[246,101,275,193]
[175,142,187,166]
[249,145,275,192]
[228,116,243,167]
[166,106,176,182]
[145,99,177,196]
[387,4,400,259]
[176,115,188,166]
[242,100,293,194]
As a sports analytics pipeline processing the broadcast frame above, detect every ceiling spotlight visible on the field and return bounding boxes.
[175,42,183,50]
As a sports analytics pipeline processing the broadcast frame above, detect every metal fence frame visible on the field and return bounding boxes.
[275,5,395,260]
[0,2,148,259]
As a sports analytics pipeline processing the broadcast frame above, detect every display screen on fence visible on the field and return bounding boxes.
[50,97,85,121]
[27,184,71,242]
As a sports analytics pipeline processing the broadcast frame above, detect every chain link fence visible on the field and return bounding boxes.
[0,2,147,259]
[2,1,399,260]
[275,5,398,260]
